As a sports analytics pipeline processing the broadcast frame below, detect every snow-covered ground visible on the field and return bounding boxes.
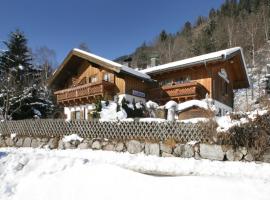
[1,148,270,200]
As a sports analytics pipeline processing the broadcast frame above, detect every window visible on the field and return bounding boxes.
[75,111,81,120]
[160,79,173,86]
[103,73,110,82]
[175,76,191,84]
[89,75,98,83]
[222,81,228,96]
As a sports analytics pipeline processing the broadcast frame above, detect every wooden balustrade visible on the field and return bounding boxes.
[148,81,208,103]
[55,81,115,104]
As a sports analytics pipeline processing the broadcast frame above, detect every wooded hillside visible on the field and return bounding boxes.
[115,0,270,70]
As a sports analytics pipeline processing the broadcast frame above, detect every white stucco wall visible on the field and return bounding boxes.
[64,104,95,121]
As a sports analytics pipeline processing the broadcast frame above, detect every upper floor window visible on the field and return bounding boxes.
[175,76,191,84]
[89,75,98,83]
[103,73,110,82]
[159,76,191,86]
[160,79,173,86]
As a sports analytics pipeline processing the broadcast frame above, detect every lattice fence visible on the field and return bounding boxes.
[0,119,214,143]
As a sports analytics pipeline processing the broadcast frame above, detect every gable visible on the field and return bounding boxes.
[48,49,152,89]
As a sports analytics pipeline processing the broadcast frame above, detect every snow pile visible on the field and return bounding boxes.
[99,101,127,121]
[146,100,159,109]
[10,133,17,140]
[164,100,178,109]
[0,148,270,200]
[247,109,268,120]
[135,102,143,109]
[116,109,127,120]
[216,115,242,132]
[127,103,134,110]
[62,134,83,143]
[216,109,268,132]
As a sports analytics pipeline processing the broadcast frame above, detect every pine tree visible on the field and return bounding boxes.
[0,29,32,88]
[0,29,54,120]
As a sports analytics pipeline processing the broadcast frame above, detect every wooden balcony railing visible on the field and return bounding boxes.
[54,81,115,104]
[148,81,208,103]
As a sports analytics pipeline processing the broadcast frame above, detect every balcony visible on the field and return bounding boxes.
[148,81,208,103]
[54,81,115,105]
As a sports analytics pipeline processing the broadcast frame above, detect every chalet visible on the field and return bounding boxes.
[141,47,249,115]
[48,49,153,120]
[49,47,249,119]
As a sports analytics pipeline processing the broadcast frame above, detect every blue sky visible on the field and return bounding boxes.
[0,0,224,63]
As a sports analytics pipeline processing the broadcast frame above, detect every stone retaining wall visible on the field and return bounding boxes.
[1,134,270,163]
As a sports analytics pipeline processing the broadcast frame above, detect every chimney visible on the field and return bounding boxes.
[150,57,157,67]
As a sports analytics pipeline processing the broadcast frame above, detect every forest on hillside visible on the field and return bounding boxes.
[116,0,270,70]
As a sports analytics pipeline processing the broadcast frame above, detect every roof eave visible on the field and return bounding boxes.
[145,55,225,75]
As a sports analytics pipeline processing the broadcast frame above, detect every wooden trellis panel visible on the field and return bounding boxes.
[0,119,213,143]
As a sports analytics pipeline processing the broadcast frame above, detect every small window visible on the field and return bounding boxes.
[175,76,191,84]
[223,81,228,95]
[75,111,81,120]
[103,73,110,82]
[89,75,98,83]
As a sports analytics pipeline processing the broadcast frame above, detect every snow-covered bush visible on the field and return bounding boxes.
[120,98,145,118]
[146,100,159,118]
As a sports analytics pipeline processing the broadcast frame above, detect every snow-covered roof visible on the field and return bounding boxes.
[49,48,152,86]
[140,47,246,74]
[177,100,210,112]
[72,49,151,80]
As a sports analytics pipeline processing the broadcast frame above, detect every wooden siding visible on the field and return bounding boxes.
[149,61,235,108]
[210,61,234,107]
[151,66,211,95]
[53,58,151,105]
[124,76,149,95]
[115,76,125,94]
[178,107,213,120]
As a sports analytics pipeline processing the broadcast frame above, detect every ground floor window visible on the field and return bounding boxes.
[75,111,81,120]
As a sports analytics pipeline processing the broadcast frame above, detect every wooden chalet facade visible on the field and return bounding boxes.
[141,47,249,115]
[49,47,249,119]
[48,49,152,120]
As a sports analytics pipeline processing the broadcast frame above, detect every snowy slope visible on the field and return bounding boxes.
[1,148,270,200]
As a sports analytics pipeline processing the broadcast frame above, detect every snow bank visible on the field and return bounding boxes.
[0,148,270,200]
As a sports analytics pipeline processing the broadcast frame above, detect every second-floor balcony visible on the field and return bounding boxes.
[54,80,115,104]
[148,81,208,103]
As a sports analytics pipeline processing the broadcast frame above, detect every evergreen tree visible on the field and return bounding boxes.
[0,29,54,120]
[0,29,32,88]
